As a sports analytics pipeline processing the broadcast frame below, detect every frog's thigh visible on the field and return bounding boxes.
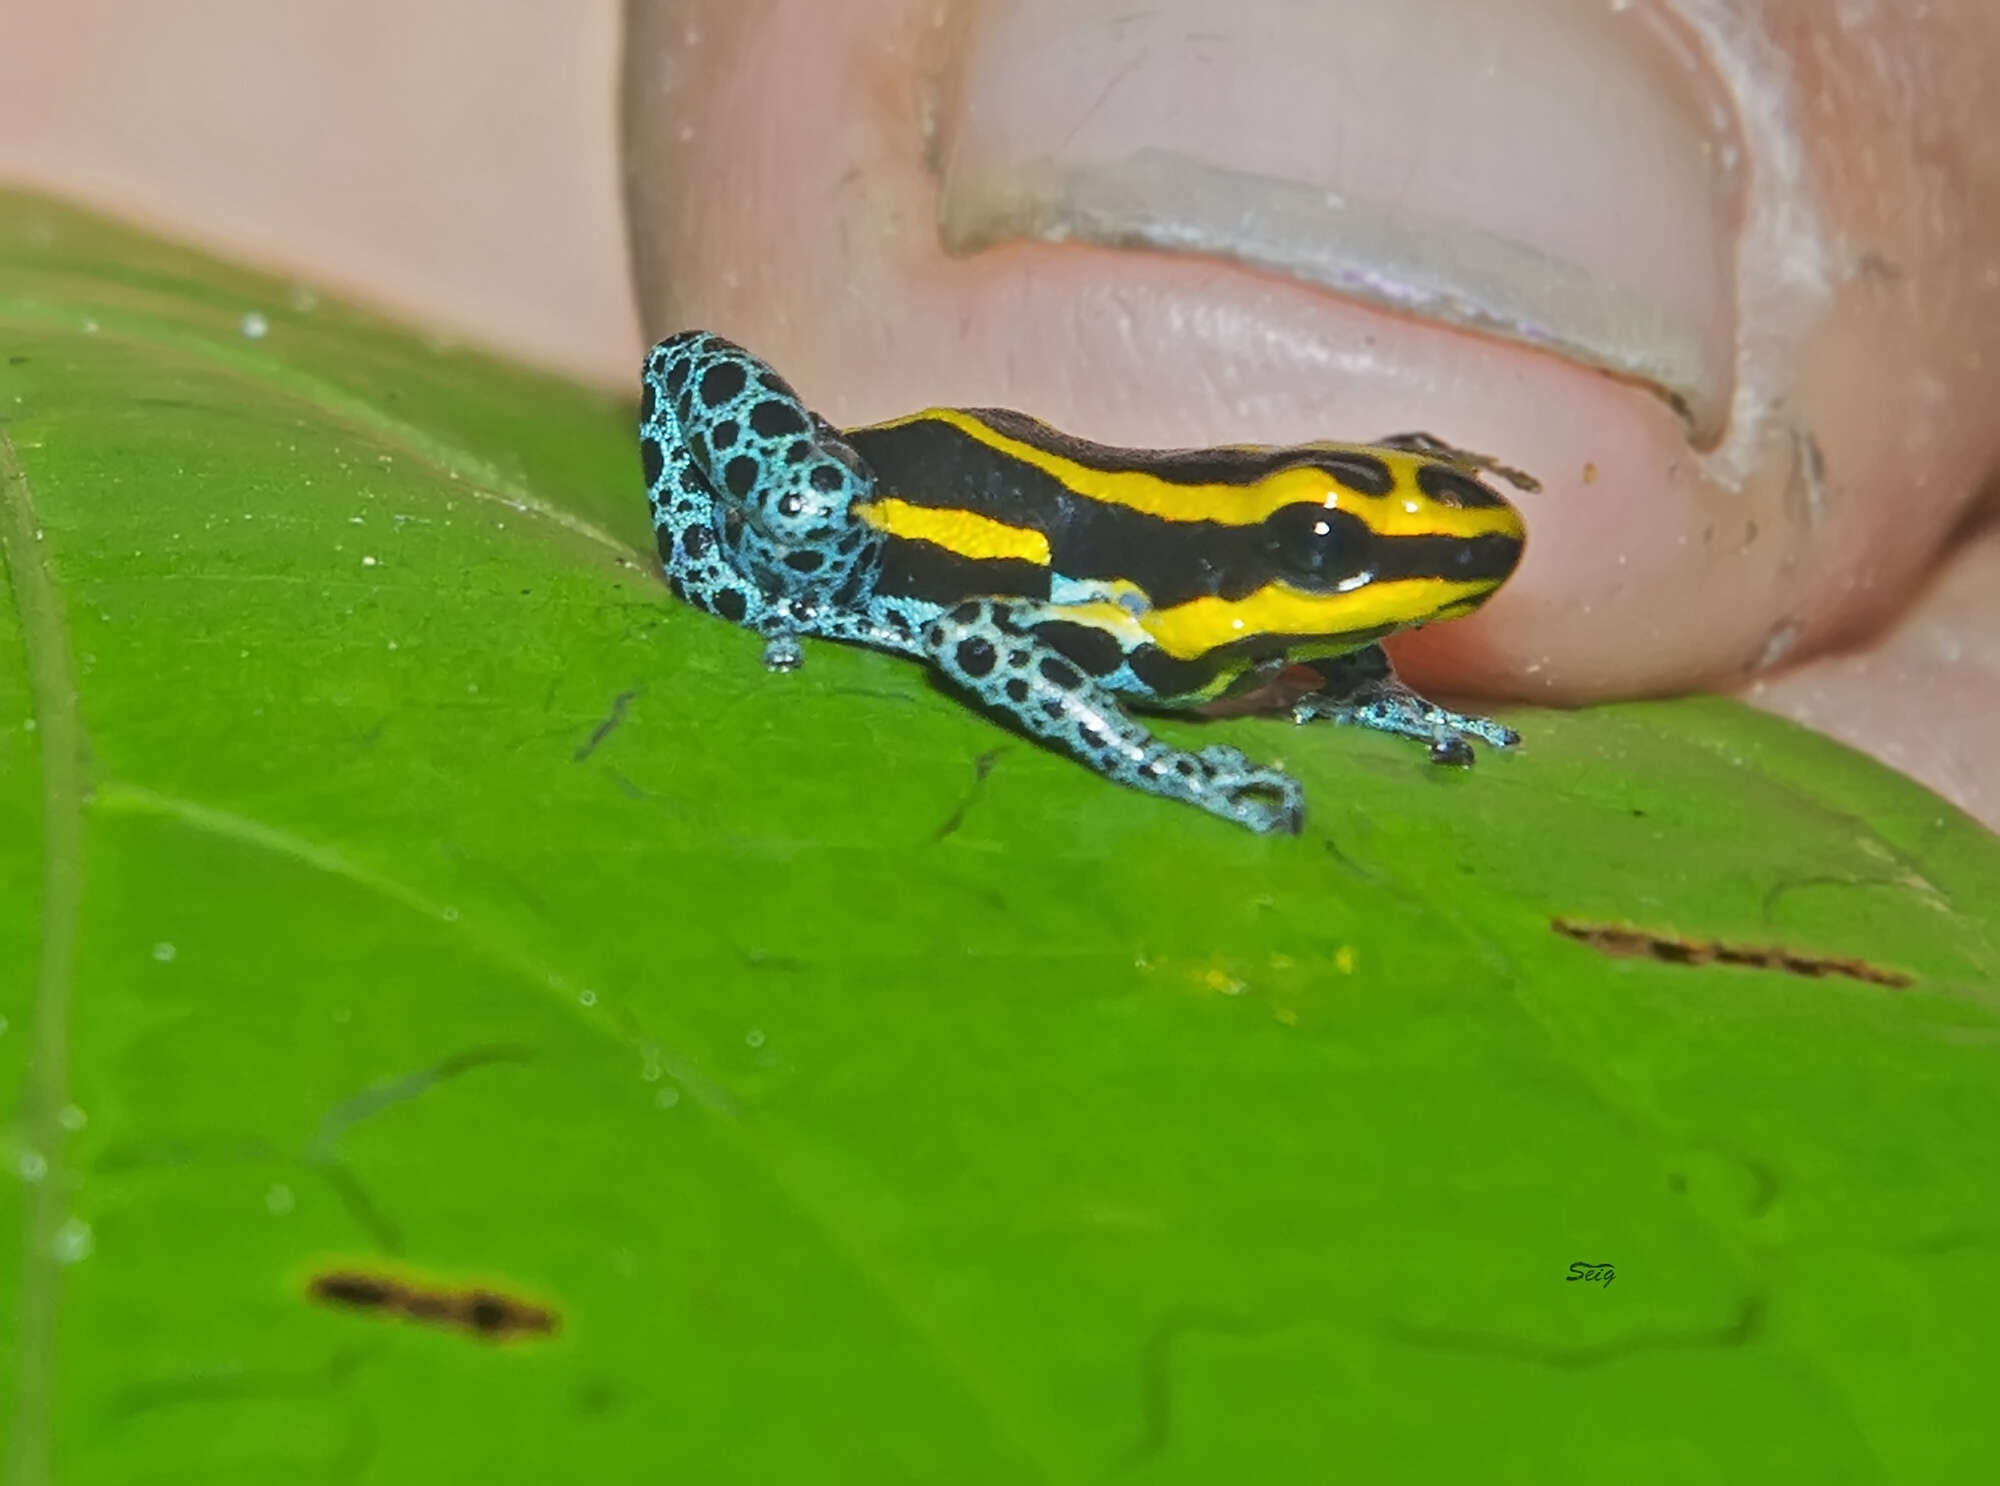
[917,598,1305,834]
[652,461,779,635]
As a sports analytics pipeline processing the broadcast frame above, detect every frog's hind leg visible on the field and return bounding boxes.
[640,343,797,662]
[1289,648,1518,765]
[918,598,1305,835]
[642,333,914,670]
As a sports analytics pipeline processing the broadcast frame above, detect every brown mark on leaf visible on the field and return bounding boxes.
[1550,917,1913,989]
[307,1266,559,1342]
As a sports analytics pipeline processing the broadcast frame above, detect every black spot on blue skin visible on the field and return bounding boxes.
[639,436,664,488]
[1035,621,1125,678]
[750,399,809,439]
[1078,724,1108,751]
[1039,699,1067,723]
[713,588,748,623]
[785,550,825,574]
[1004,678,1029,704]
[712,419,740,450]
[809,464,846,495]
[667,574,687,600]
[1007,650,1030,667]
[776,493,804,518]
[700,360,748,408]
[723,456,760,499]
[665,358,692,397]
[1038,657,1082,691]
[688,432,710,470]
[757,371,792,397]
[924,624,945,646]
[955,636,997,677]
[1176,758,1198,776]
[950,602,983,625]
[1324,451,1395,497]
[682,524,713,559]
[837,527,867,553]
[641,380,658,423]
[786,440,811,464]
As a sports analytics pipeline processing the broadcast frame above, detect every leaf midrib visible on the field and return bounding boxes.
[1,427,84,1486]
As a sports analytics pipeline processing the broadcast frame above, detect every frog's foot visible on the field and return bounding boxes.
[1185,743,1307,835]
[920,598,1305,834]
[1290,650,1518,763]
[759,630,803,673]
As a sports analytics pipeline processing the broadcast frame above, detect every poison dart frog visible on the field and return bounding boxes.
[640,330,1531,834]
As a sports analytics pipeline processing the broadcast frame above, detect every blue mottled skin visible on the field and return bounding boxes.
[639,330,1511,834]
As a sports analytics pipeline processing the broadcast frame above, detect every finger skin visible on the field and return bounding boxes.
[622,0,2000,718]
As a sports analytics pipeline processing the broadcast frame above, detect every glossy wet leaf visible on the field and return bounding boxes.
[3,190,1999,1484]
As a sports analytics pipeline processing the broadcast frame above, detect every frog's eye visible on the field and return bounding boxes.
[1260,503,1374,589]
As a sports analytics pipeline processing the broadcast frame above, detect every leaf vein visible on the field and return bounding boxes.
[0,428,85,1486]
[91,780,1060,1475]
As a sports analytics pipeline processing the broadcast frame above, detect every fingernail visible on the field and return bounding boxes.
[935,0,1741,441]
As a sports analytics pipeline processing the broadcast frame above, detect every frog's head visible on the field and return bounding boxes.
[1141,449,1526,662]
[1260,450,1525,635]
[1256,454,1520,640]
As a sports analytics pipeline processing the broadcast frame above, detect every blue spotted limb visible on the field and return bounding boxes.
[1289,649,1520,767]
[921,597,1305,834]
[641,331,917,668]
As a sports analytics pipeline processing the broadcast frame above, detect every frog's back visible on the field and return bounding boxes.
[842,404,1520,621]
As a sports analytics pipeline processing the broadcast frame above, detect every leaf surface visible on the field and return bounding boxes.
[3,190,1998,1484]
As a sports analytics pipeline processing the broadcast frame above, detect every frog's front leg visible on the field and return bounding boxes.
[1288,648,1519,766]
[920,599,1305,834]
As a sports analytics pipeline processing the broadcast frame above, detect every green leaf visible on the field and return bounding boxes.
[3,187,1998,1483]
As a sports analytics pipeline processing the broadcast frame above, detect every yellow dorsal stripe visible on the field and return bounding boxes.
[855,496,1051,565]
[855,409,1524,539]
[1140,577,1498,661]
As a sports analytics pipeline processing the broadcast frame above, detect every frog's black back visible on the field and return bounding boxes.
[845,409,1287,611]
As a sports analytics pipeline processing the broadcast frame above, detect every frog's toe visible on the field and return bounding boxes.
[1428,733,1476,767]
[1192,745,1306,835]
[760,634,804,672]
[1431,716,1519,755]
